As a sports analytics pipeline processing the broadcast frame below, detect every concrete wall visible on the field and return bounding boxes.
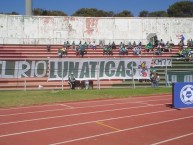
[0,15,193,45]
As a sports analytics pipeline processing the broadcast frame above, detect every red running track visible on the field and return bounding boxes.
[0,94,192,145]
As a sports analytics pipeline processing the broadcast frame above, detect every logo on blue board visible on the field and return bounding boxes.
[180,85,193,105]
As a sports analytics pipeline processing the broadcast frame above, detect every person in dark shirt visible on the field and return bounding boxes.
[68,73,76,89]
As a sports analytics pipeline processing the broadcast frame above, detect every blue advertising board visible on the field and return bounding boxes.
[173,82,193,109]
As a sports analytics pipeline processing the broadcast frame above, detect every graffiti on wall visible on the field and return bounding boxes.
[84,18,99,35]
[0,15,193,44]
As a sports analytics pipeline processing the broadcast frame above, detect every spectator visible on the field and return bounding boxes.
[108,42,112,49]
[145,42,153,52]
[58,48,63,58]
[155,73,160,87]
[187,39,193,47]
[120,42,123,48]
[181,35,185,46]
[190,39,193,47]
[64,41,67,48]
[177,34,185,47]
[79,41,82,46]
[184,47,192,61]
[188,50,193,61]
[133,41,136,47]
[92,41,96,50]
[66,41,70,49]
[154,35,159,47]
[57,47,67,58]
[112,41,116,49]
[178,47,186,58]
[47,45,51,52]
[133,42,142,55]
[154,44,162,55]
[103,44,113,56]
[185,50,193,61]
[99,40,105,47]
[68,72,76,90]
[72,41,76,50]
[119,44,128,55]
[84,80,89,89]
[61,46,67,57]
[138,41,142,47]
[187,39,191,47]
[84,42,89,49]
[159,39,165,46]
[75,45,80,56]
[150,72,156,88]
[79,44,86,58]
[128,41,133,50]
[169,39,174,46]
[165,41,172,52]
[159,39,165,52]
[75,41,83,56]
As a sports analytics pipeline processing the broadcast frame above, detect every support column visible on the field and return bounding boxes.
[25,0,32,15]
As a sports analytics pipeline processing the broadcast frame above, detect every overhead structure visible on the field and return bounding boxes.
[25,0,32,15]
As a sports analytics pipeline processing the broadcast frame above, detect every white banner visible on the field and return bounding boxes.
[153,58,172,67]
[49,58,152,80]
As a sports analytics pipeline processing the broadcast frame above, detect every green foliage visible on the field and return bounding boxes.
[72,8,114,17]
[139,10,149,17]
[0,12,19,15]
[33,8,67,16]
[139,10,168,17]
[167,1,193,17]
[115,10,133,17]
[72,8,133,17]
[148,11,168,17]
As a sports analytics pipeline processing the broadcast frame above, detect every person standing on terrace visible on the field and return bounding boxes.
[145,41,153,52]
[92,41,96,50]
[72,41,76,50]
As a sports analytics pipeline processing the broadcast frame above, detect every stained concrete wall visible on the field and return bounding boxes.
[0,15,192,45]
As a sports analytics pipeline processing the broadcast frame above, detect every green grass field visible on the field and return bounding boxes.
[0,87,172,108]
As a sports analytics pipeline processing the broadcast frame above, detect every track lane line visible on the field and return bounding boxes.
[0,98,170,117]
[0,103,167,126]
[0,104,163,126]
[58,104,74,109]
[0,94,171,111]
[0,107,174,138]
[151,132,193,145]
[50,115,193,145]
[96,121,120,131]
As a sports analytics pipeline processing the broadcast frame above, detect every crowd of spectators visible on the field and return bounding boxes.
[145,36,174,56]
[177,37,193,61]
[54,37,193,89]
[56,36,192,60]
